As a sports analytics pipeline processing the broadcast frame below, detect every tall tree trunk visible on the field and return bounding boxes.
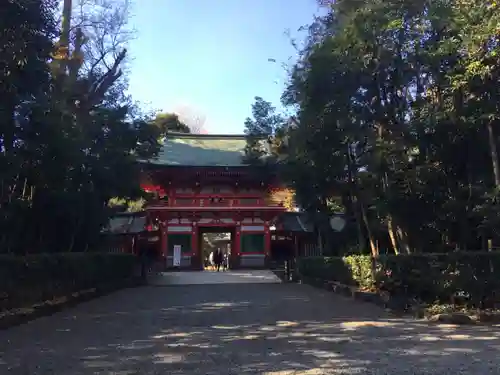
[317,227,323,255]
[346,143,366,249]
[355,201,366,250]
[341,191,364,248]
[395,225,411,254]
[347,147,375,256]
[53,0,73,76]
[360,201,378,257]
[68,223,79,252]
[387,215,399,255]
[487,121,500,188]
[381,170,404,255]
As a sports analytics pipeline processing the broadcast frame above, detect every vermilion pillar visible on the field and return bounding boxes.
[234,225,241,254]
[191,222,200,269]
[191,223,198,256]
[191,222,200,256]
[232,225,241,269]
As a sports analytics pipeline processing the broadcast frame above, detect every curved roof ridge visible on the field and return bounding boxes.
[165,132,248,140]
[142,132,270,167]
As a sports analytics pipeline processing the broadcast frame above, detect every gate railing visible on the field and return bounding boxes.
[284,257,297,282]
[269,258,297,282]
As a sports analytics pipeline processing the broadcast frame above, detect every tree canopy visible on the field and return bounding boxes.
[150,112,191,135]
[243,97,287,163]
[245,0,500,255]
[0,0,161,254]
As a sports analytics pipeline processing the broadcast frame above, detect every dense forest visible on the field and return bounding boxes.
[244,0,500,255]
[4,0,500,258]
[0,0,193,255]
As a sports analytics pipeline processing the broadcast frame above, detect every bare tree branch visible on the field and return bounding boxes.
[86,47,126,107]
[72,0,134,77]
[54,0,135,109]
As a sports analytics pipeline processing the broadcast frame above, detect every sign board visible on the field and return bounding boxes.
[173,245,181,267]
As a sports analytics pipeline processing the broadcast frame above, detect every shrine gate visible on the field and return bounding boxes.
[140,133,299,270]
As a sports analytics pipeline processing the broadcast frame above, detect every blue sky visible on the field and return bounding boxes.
[127,0,321,134]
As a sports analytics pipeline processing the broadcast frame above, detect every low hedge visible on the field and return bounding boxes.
[297,252,500,307]
[0,252,138,312]
[297,255,374,289]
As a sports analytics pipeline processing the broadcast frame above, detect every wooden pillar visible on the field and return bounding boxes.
[160,222,167,257]
[232,224,241,269]
[264,222,271,268]
[234,224,241,254]
[294,233,299,258]
[191,222,200,270]
[264,224,271,255]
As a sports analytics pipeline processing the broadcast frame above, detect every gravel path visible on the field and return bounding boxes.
[1,282,500,374]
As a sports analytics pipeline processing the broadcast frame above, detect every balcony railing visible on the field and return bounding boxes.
[171,198,283,207]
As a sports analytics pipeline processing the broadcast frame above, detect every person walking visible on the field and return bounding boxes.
[214,248,223,272]
[208,251,214,270]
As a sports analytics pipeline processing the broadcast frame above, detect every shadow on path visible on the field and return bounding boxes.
[1,283,499,374]
[148,270,282,285]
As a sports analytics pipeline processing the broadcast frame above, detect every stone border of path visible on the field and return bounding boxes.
[0,278,143,331]
[299,276,500,325]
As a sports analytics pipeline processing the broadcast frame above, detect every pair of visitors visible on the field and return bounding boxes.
[213,248,223,271]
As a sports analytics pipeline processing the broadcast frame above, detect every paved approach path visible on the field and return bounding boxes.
[1,274,500,374]
[149,269,283,285]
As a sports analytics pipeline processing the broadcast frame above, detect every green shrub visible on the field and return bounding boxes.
[0,252,138,311]
[376,252,500,306]
[297,255,373,289]
[298,252,500,307]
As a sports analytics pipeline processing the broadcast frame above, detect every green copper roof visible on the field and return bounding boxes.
[147,133,253,166]
[275,212,314,233]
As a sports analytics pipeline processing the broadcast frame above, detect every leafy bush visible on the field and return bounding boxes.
[298,252,500,307]
[377,252,500,306]
[297,255,373,289]
[0,253,138,311]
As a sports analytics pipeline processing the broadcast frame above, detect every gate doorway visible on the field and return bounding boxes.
[198,226,235,271]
